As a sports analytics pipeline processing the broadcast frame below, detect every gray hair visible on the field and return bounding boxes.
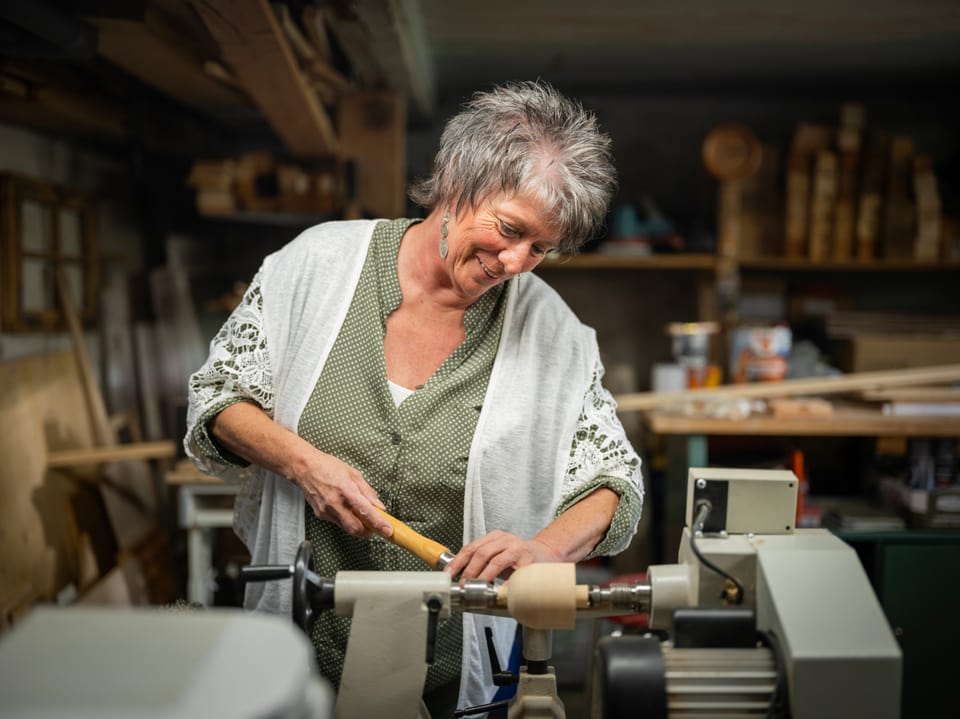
[409,80,617,254]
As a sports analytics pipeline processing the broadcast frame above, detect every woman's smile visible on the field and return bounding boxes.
[477,255,501,280]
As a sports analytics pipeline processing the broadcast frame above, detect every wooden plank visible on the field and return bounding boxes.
[0,59,215,155]
[645,402,960,438]
[807,149,838,261]
[348,0,436,119]
[855,129,890,261]
[912,154,942,261]
[323,8,385,88]
[272,2,317,63]
[165,458,225,485]
[338,91,407,218]
[192,0,337,157]
[737,142,782,259]
[47,441,177,468]
[768,397,834,418]
[302,4,333,63]
[0,351,97,601]
[784,124,831,258]
[56,267,165,553]
[148,260,208,413]
[89,15,249,114]
[831,103,864,261]
[616,363,960,412]
[882,136,916,259]
[859,388,960,403]
[56,267,113,447]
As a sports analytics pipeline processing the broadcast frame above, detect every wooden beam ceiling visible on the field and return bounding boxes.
[191,0,338,158]
[89,7,250,115]
[334,0,436,120]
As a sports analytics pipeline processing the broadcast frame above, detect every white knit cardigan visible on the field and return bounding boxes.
[184,219,643,710]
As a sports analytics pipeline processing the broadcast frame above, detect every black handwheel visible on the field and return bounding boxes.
[292,540,315,632]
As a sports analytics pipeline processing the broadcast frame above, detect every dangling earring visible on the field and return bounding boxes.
[439,210,449,259]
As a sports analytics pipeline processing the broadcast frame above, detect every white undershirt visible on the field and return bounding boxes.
[387,379,415,407]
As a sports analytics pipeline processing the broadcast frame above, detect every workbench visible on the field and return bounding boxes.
[165,461,239,606]
[644,401,960,558]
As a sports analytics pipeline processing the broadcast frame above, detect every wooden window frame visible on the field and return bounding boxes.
[1,172,98,332]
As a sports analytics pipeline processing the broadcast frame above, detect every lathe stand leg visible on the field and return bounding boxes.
[507,627,566,719]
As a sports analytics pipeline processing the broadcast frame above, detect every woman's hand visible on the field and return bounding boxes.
[294,451,391,538]
[208,402,392,538]
[444,531,563,583]
[445,488,621,582]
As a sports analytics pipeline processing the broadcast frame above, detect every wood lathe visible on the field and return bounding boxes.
[0,468,902,718]
[238,467,902,719]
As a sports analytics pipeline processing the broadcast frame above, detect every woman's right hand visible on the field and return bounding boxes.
[294,450,392,538]
[209,402,393,538]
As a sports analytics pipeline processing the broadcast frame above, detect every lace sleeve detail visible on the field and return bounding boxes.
[184,271,274,474]
[558,359,644,555]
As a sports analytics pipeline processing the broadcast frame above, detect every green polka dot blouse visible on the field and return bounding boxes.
[189,218,642,694]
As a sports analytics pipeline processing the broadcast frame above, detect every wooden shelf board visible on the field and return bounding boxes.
[739,257,960,272]
[539,253,716,270]
[644,403,960,437]
[537,254,960,272]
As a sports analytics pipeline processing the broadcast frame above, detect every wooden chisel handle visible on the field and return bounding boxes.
[371,507,455,570]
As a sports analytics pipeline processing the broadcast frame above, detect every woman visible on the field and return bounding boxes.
[184,80,644,713]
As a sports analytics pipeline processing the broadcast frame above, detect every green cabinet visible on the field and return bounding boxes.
[836,531,960,719]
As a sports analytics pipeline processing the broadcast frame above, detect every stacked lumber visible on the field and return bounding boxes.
[188,2,409,220]
[186,151,347,218]
[782,103,948,262]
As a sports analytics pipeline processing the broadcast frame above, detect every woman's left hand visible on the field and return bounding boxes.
[444,530,563,583]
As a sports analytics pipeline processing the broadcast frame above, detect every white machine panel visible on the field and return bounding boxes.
[687,467,799,534]
[754,530,902,719]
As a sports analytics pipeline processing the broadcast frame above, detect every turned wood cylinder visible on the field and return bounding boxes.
[501,563,586,630]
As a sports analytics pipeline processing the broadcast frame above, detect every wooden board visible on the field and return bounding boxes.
[47,441,176,468]
[858,388,960,403]
[192,0,337,157]
[57,268,166,553]
[0,351,97,600]
[338,91,407,218]
[616,363,960,412]
[645,401,960,438]
[90,15,249,114]
[768,397,834,418]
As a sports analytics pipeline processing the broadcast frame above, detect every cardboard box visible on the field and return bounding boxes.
[905,485,960,529]
[834,334,960,373]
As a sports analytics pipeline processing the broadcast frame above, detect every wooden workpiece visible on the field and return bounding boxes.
[497,563,590,630]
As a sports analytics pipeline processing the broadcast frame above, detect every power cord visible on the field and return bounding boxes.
[689,501,745,605]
